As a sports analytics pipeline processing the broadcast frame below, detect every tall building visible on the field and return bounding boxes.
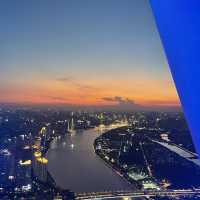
[32,152,48,183]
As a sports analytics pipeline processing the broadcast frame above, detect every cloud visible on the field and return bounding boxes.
[102,96,135,105]
[101,96,140,111]
[102,97,115,102]
[56,76,74,82]
[47,96,69,101]
[56,76,96,91]
[74,83,96,91]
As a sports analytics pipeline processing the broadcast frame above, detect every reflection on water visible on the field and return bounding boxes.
[47,123,132,193]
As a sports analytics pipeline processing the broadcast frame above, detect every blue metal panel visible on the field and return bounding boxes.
[150,0,200,155]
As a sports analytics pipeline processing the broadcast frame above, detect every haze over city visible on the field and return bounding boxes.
[1,0,180,110]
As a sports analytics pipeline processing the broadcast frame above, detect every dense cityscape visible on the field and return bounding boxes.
[0,104,200,199]
[1,0,199,199]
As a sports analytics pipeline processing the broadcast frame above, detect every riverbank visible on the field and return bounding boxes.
[94,136,141,189]
[47,124,132,193]
[94,145,138,188]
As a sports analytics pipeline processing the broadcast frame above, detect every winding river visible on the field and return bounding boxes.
[47,123,132,193]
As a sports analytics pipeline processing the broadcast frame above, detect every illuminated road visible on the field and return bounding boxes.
[47,123,132,193]
[152,140,200,167]
[75,188,200,200]
[139,142,152,177]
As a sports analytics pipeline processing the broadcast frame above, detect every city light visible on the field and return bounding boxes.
[34,151,42,158]
[36,157,48,164]
[19,160,32,166]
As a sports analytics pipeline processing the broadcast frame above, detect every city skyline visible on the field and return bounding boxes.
[0,0,180,109]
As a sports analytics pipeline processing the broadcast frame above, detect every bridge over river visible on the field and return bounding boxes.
[75,188,200,200]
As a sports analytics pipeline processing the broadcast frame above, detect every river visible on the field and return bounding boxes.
[47,123,133,193]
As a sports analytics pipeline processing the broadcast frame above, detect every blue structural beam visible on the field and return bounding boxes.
[150,0,200,155]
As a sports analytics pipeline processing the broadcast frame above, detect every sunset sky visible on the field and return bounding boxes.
[0,0,180,109]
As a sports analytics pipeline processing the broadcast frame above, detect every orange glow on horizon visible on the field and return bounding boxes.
[0,77,181,108]
[0,94,180,107]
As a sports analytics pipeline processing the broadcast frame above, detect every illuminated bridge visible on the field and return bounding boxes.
[75,188,200,199]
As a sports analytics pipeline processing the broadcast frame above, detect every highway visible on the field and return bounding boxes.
[152,140,200,167]
[75,188,200,199]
